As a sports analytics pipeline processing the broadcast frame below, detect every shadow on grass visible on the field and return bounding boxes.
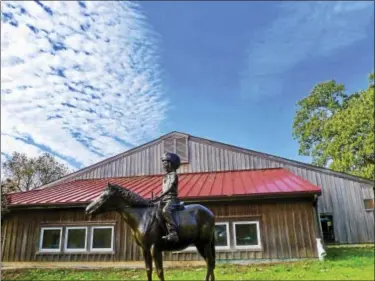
[325,246,375,261]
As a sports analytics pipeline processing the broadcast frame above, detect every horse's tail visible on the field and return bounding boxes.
[211,230,216,269]
[211,241,216,268]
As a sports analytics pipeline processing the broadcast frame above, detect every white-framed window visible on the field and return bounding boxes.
[177,222,230,252]
[90,226,114,252]
[64,227,87,252]
[214,222,230,250]
[233,221,262,250]
[39,227,63,252]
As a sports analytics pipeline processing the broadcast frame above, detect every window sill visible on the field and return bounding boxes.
[64,250,88,253]
[90,250,115,253]
[37,250,61,254]
[365,209,374,212]
[36,251,115,255]
[233,246,263,251]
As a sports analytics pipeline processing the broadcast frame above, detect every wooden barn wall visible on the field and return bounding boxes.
[58,137,374,244]
[280,168,374,244]
[1,200,318,262]
[1,209,139,262]
[165,200,318,261]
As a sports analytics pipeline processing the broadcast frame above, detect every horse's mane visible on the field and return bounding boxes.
[109,183,152,207]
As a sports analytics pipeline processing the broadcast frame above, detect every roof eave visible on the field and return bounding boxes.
[7,191,320,210]
[183,191,320,203]
[8,202,88,210]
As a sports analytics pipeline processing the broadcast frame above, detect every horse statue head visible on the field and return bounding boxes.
[85,182,150,216]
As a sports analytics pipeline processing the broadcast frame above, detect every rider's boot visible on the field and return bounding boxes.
[162,225,179,242]
[162,215,179,242]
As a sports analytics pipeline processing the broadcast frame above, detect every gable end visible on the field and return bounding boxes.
[162,135,189,163]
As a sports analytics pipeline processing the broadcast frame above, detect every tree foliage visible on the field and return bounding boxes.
[2,152,70,192]
[293,72,374,180]
[1,178,17,216]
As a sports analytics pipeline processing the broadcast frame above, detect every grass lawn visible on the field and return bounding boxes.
[2,246,374,280]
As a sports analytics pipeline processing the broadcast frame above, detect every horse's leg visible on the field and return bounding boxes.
[195,243,211,281]
[209,239,216,281]
[143,248,153,281]
[195,243,206,260]
[151,245,165,281]
[200,240,215,281]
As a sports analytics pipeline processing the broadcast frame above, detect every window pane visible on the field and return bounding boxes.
[215,224,228,247]
[92,228,112,249]
[42,229,61,249]
[235,223,258,246]
[67,229,86,249]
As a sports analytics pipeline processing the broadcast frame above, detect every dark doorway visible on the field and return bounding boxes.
[320,215,335,243]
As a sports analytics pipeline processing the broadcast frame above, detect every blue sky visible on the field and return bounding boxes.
[1,1,374,173]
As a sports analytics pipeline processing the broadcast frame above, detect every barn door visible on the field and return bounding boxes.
[320,214,335,244]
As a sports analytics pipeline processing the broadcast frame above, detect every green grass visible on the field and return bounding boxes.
[2,247,374,280]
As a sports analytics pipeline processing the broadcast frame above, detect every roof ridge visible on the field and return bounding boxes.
[37,130,373,189]
[187,133,374,184]
[69,167,285,181]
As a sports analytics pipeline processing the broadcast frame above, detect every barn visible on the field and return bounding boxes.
[2,131,374,264]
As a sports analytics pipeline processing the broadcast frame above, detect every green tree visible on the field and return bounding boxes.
[293,72,374,180]
[2,152,70,192]
[1,178,17,216]
[369,72,374,88]
[34,153,71,187]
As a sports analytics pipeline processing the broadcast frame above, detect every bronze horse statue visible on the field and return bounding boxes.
[85,183,216,281]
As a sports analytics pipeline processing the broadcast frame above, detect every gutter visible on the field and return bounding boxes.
[8,203,88,211]
[7,192,320,211]
[184,192,320,203]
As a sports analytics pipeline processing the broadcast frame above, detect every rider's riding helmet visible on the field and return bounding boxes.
[161,152,181,170]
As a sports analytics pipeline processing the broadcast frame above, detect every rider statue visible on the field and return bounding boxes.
[155,152,181,243]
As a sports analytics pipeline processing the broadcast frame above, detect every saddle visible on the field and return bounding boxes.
[172,201,185,211]
[154,199,185,234]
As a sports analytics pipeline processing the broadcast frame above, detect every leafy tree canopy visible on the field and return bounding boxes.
[2,152,71,192]
[293,72,374,180]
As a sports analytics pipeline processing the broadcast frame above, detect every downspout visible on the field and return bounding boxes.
[313,194,326,261]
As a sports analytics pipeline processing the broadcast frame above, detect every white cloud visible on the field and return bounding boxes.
[240,1,374,100]
[1,135,44,159]
[1,1,168,169]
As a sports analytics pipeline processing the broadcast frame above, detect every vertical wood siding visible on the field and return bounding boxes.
[41,137,374,244]
[1,200,318,262]
[278,166,374,243]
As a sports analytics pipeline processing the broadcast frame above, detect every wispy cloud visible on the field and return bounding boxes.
[240,1,374,100]
[1,1,168,173]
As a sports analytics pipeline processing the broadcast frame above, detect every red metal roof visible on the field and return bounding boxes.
[8,168,321,207]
